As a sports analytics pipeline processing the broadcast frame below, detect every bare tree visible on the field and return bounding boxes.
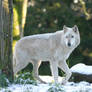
[20,0,28,38]
[0,0,14,82]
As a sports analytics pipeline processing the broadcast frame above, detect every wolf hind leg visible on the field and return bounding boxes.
[32,60,46,83]
[13,55,29,75]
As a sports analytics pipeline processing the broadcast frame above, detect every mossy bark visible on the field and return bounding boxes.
[0,0,14,82]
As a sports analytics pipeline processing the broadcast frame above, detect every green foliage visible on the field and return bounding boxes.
[39,62,51,75]
[14,72,37,85]
[0,73,9,87]
[24,0,75,36]
[48,83,65,92]
[68,49,84,67]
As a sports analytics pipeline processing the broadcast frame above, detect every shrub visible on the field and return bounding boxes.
[14,72,37,85]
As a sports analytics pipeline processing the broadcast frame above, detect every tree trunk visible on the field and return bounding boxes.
[20,0,28,38]
[0,0,14,82]
[13,0,28,51]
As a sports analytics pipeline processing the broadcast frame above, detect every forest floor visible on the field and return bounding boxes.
[0,76,92,92]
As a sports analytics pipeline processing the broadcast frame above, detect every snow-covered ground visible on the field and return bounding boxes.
[1,63,92,92]
[71,63,92,75]
[1,82,92,92]
[1,76,92,92]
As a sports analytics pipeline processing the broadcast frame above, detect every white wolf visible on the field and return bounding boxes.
[13,25,80,84]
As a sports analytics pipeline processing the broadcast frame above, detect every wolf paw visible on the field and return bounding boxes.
[61,78,67,85]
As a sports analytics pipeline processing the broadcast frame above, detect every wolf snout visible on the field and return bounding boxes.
[68,42,71,47]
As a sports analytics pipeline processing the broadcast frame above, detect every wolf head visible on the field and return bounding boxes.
[62,25,80,48]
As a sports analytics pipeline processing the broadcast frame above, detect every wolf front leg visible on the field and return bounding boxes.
[50,61,58,83]
[58,60,72,84]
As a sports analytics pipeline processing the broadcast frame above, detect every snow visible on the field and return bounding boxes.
[71,63,92,75]
[1,76,92,92]
[39,76,63,83]
[1,81,92,92]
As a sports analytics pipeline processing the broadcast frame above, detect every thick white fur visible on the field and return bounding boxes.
[13,25,80,84]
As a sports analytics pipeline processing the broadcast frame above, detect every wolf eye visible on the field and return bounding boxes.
[71,35,74,38]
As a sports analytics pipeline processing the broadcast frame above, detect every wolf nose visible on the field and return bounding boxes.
[68,43,71,47]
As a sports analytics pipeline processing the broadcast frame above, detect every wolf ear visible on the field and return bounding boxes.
[73,25,78,33]
[63,25,67,33]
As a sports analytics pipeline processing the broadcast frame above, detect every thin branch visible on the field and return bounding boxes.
[79,0,91,20]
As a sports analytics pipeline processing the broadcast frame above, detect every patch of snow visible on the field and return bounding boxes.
[1,76,92,92]
[64,82,92,92]
[39,76,63,83]
[71,63,92,75]
[1,82,92,92]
